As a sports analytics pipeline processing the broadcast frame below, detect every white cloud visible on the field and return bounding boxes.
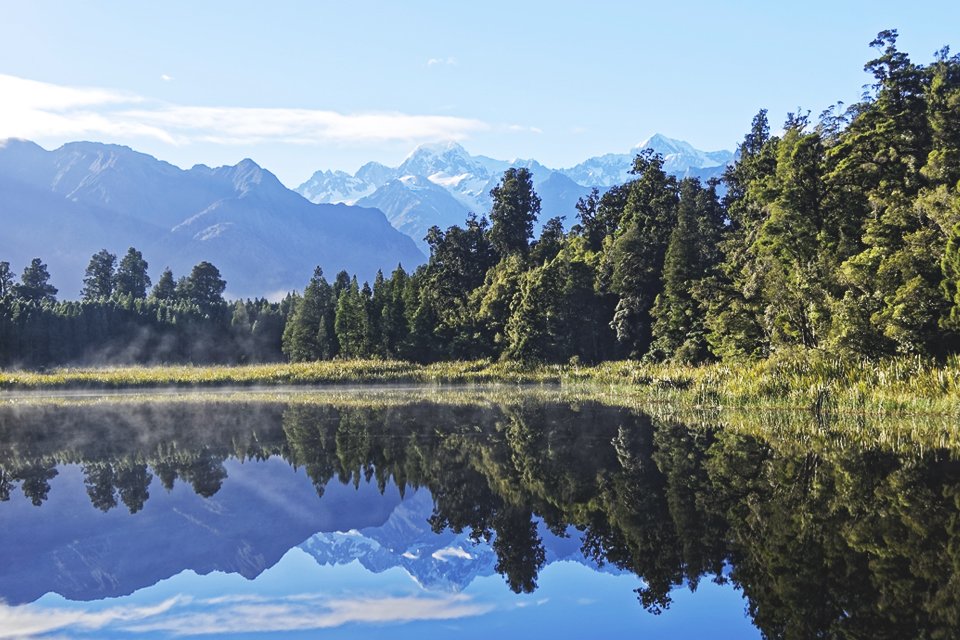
[427,57,457,66]
[0,593,493,638]
[0,597,184,639]
[431,546,474,561]
[160,74,174,82]
[124,594,493,636]
[0,74,487,147]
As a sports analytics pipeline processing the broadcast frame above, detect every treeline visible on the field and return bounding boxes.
[4,31,960,367]
[0,250,288,366]
[284,31,960,364]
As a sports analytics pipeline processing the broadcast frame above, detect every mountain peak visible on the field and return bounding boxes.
[634,133,691,153]
[404,140,467,161]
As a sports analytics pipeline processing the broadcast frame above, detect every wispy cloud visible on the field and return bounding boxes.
[427,57,457,67]
[125,594,493,636]
[0,597,184,639]
[507,124,543,134]
[0,74,487,147]
[0,593,493,638]
[160,74,174,82]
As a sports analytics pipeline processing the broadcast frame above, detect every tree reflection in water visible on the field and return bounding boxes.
[0,396,958,637]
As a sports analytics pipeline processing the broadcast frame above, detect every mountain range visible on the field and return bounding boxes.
[0,139,425,298]
[0,135,732,297]
[0,460,403,605]
[0,464,616,605]
[300,489,621,593]
[297,135,734,252]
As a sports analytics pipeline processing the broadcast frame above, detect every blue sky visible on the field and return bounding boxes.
[1,1,957,186]
[7,552,758,639]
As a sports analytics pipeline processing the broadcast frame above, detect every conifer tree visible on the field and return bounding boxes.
[114,247,151,299]
[650,179,723,362]
[81,249,116,301]
[150,268,176,302]
[489,168,541,258]
[16,258,58,303]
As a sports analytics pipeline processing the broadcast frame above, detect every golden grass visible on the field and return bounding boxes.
[2,352,960,417]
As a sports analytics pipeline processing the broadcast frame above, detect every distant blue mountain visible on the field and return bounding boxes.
[0,460,403,605]
[0,139,425,298]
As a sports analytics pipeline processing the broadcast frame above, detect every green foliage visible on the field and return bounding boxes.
[150,268,176,302]
[81,249,116,301]
[114,247,151,299]
[0,262,13,300]
[16,258,58,303]
[334,276,367,358]
[282,267,336,362]
[650,179,724,362]
[178,261,226,311]
[489,167,541,258]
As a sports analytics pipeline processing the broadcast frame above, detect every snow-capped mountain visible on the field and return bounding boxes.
[297,135,732,252]
[560,134,735,187]
[0,139,425,297]
[296,168,378,204]
[357,175,472,247]
[299,490,621,593]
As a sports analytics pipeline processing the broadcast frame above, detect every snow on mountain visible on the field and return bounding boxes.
[297,135,733,252]
[297,169,378,205]
[357,176,471,252]
[299,489,622,593]
[0,140,425,298]
[561,134,735,187]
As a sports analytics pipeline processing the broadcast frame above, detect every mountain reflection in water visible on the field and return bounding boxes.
[0,394,958,638]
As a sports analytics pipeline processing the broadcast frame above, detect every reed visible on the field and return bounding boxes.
[1,353,959,416]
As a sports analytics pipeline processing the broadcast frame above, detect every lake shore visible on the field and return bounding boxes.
[2,354,960,417]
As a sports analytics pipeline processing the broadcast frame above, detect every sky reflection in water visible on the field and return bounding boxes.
[4,393,954,638]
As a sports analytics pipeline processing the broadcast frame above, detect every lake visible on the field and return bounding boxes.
[0,388,957,638]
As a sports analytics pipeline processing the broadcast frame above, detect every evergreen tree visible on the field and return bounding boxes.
[114,247,151,299]
[150,268,177,302]
[701,110,776,359]
[381,265,409,356]
[608,150,679,357]
[334,277,367,358]
[650,179,724,362]
[831,32,942,355]
[530,216,565,265]
[753,119,831,350]
[81,249,116,301]
[0,262,13,299]
[181,262,226,311]
[16,258,58,303]
[365,272,386,357]
[282,267,335,362]
[489,168,541,258]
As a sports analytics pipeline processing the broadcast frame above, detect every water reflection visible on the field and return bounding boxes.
[0,395,958,637]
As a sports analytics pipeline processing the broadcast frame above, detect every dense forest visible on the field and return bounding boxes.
[3,31,960,368]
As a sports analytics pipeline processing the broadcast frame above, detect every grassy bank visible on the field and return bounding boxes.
[3,352,960,416]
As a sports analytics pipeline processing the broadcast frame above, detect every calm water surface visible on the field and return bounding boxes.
[0,391,957,638]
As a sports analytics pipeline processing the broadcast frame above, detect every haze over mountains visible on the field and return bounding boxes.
[0,139,425,298]
[0,135,732,298]
[297,135,734,252]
